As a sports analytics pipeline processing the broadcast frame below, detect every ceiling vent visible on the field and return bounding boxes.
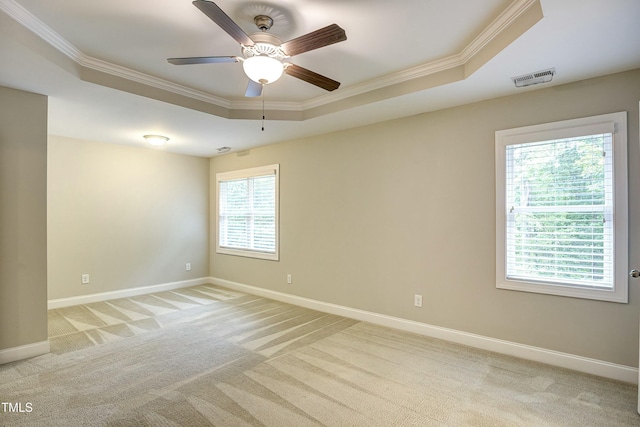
[511,68,555,87]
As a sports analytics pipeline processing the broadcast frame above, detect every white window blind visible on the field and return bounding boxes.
[505,134,613,288]
[495,112,628,303]
[216,164,279,260]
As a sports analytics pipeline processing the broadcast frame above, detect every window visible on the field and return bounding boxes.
[216,164,279,260]
[495,112,627,302]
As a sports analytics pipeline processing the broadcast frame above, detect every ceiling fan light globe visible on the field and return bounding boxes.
[243,56,284,85]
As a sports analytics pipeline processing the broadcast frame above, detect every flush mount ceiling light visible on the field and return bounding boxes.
[143,134,169,146]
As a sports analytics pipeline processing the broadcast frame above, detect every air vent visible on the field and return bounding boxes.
[511,68,556,87]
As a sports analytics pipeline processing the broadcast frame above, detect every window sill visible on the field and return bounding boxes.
[497,278,627,303]
[217,247,279,261]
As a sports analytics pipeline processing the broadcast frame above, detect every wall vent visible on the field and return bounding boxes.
[511,68,556,87]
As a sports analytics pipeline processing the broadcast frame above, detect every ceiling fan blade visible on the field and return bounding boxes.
[167,56,239,65]
[245,80,263,97]
[284,64,340,91]
[280,24,346,57]
[192,0,254,46]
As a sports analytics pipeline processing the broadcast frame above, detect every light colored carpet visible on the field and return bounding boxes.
[1,284,638,426]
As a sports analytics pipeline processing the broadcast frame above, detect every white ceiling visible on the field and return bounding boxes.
[1,0,639,157]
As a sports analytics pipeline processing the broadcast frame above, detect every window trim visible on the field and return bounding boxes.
[495,112,628,303]
[216,164,279,261]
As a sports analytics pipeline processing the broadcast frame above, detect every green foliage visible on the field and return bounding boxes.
[508,135,611,284]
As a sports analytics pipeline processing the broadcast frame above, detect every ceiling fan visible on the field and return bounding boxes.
[168,0,347,97]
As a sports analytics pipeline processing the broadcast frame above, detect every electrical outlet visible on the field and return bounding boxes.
[186,263,191,271]
[414,294,423,307]
[287,274,292,284]
[81,274,90,285]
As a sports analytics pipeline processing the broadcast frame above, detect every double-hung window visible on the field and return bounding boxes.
[216,164,279,261]
[495,112,627,302]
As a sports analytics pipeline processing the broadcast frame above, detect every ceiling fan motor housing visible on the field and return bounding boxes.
[242,33,287,60]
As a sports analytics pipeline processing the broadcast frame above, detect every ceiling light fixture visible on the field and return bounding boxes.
[143,134,169,146]
[242,55,284,85]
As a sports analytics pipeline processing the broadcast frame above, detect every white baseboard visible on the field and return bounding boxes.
[0,340,50,365]
[210,277,638,384]
[48,277,210,309]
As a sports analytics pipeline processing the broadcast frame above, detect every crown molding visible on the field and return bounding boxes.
[79,55,233,108]
[302,0,541,110]
[0,0,232,108]
[0,0,80,59]
[461,0,540,63]
[301,54,465,110]
[1,0,542,115]
[229,99,303,111]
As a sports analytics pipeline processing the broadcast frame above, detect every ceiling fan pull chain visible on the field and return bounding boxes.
[262,83,266,131]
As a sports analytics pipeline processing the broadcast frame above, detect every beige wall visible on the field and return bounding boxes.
[48,136,209,300]
[210,68,640,367]
[0,86,48,351]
